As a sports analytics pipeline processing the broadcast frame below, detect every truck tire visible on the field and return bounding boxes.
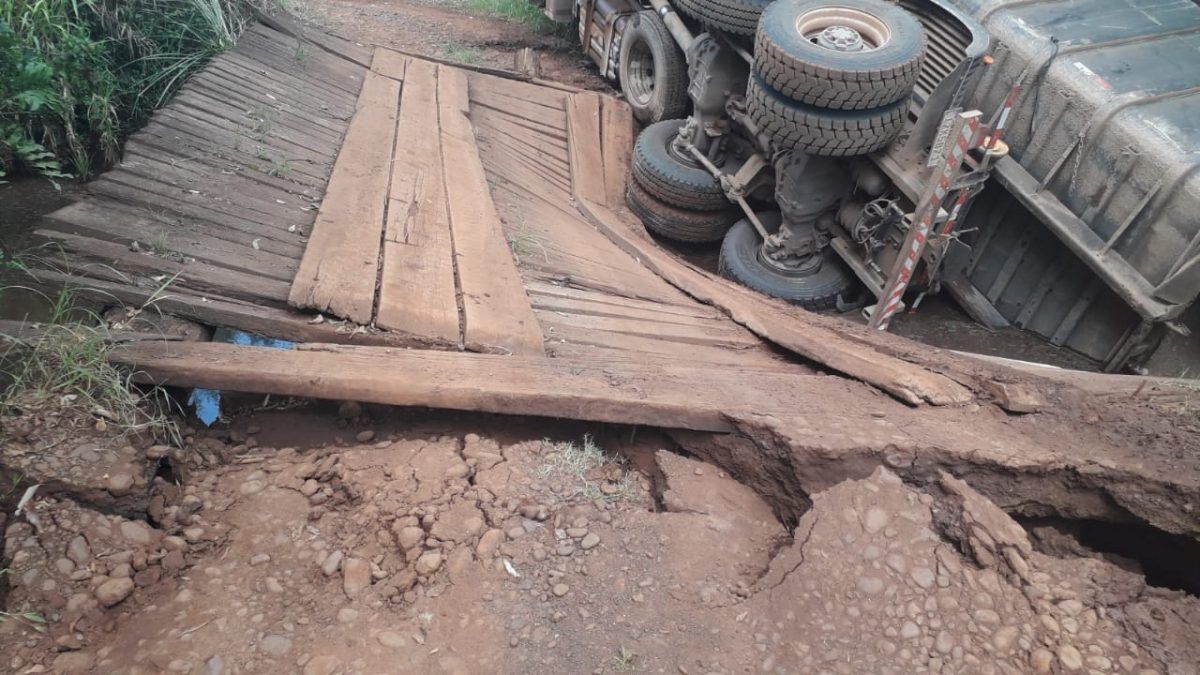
[626,181,739,243]
[747,73,907,156]
[619,12,690,125]
[674,0,774,36]
[632,119,729,210]
[755,0,925,110]
[718,214,856,309]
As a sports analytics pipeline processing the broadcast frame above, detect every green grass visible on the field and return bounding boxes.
[441,43,485,65]
[467,0,559,33]
[0,281,179,440]
[0,0,248,182]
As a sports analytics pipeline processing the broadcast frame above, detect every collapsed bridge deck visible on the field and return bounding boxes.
[20,15,1200,542]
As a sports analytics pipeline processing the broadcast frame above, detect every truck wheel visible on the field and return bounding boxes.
[619,12,689,125]
[626,181,739,243]
[718,214,855,309]
[632,119,729,210]
[674,0,774,36]
[747,73,907,156]
[755,0,924,110]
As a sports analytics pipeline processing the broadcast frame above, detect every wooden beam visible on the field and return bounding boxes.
[565,92,607,206]
[375,59,460,345]
[600,96,634,207]
[572,196,974,406]
[288,70,400,324]
[437,66,544,355]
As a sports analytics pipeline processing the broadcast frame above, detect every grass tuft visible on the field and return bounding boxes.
[0,284,178,441]
[536,435,640,503]
[440,43,485,65]
[467,0,561,34]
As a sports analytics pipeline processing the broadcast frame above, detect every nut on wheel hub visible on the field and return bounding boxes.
[816,25,865,51]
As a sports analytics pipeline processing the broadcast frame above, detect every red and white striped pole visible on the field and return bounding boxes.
[869,111,981,331]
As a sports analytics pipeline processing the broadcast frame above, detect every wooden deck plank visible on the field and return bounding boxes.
[371,48,408,80]
[601,97,634,207]
[36,230,291,305]
[573,196,975,405]
[565,92,607,205]
[288,70,400,323]
[110,341,807,432]
[375,59,460,344]
[437,66,544,355]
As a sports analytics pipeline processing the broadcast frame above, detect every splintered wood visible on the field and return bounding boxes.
[288,49,543,354]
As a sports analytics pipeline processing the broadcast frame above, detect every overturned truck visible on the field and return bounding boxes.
[541,0,1200,374]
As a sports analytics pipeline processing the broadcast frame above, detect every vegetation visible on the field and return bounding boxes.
[0,280,179,440]
[467,0,560,33]
[0,0,249,182]
[440,42,484,65]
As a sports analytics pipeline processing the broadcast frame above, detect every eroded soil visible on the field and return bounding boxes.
[3,401,1199,674]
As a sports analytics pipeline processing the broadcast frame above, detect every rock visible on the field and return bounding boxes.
[934,631,954,654]
[983,380,1045,414]
[415,552,444,576]
[342,557,371,598]
[336,401,362,419]
[321,550,344,577]
[565,527,588,539]
[992,625,1019,652]
[162,550,186,572]
[205,655,224,675]
[265,577,285,594]
[396,526,425,550]
[250,553,271,566]
[119,520,155,546]
[857,576,885,595]
[134,566,162,587]
[552,583,569,597]
[260,634,292,657]
[377,631,405,648]
[864,507,890,534]
[239,480,264,495]
[55,557,76,575]
[355,430,376,443]
[580,533,601,550]
[303,655,341,675]
[1030,648,1054,673]
[52,651,95,675]
[910,567,935,589]
[476,529,506,558]
[300,480,320,497]
[107,473,134,496]
[337,608,358,624]
[94,577,135,607]
[67,535,91,564]
[428,501,485,543]
[1059,645,1083,671]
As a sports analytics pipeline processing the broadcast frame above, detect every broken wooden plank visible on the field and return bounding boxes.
[375,59,460,344]
[572,197,974,406]
[110,341,828,432]
[437,65,543,354]
[600,96,634,207]
[371,47,408,80]
[565,92,606,206]
[288,70,400,324]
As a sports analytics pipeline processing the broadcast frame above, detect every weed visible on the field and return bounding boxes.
[293,40,309,63]
[0,282,179,440]
[467,0,563,34]
[245,105,275,141]
[254,146,270,160]
[441,43,485,65]
[506,221,549,266]
[146,229,171,256]
[0,610,46,632]
[266,159,290,177]
[536,435,640,503]
[608,646,639,672]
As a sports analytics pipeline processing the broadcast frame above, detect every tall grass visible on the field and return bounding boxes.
[0,0,248,181]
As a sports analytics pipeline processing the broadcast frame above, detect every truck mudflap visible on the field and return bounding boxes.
[945,0,1200,366]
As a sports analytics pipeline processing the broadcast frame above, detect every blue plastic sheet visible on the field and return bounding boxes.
[188,328,295,426]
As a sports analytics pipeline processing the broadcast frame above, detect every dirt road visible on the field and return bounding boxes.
[2,2,1200,673]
